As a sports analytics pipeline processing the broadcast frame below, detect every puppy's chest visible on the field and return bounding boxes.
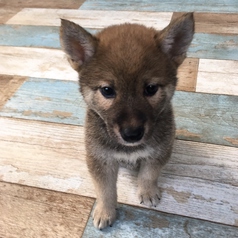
[111,147,153,169]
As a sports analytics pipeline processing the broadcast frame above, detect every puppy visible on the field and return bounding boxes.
[60,13,194,229]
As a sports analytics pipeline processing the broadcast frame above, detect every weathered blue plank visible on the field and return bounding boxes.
[1,25,238,61]
[0,25,60,48]
[173,91,238,147]
[0,78,237,147]
[0,25,97,48]
[82,204,238,238]
[0,78,86,125]
[80,0,238,13]
[189,33,238,61]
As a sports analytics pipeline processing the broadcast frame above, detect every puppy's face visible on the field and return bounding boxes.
[60,14,194,146]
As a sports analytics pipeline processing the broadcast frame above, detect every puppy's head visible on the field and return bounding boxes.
[60,13,194,146]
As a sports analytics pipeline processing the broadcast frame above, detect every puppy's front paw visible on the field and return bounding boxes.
[93,203,117,230]
[138,186,161,207]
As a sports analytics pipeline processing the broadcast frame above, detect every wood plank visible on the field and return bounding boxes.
[196,59,238,96]
[0,0,85,9]
[6,9,173,29]
[83,204,238,237]
[0,25,96,48]
[0,78,86,125]
[3,26,238,62]
[0,75,26,108]
[1,78,237,147]
[174,91,238,147]
[172,12,238,34]
[188,33,238,61]
[0,8,21,24]
[79,0,238,13]
[177,58,198,92]
[0,46,78,80]
[0,25,60,48]
[0,181,94,238]
[0,117,238,226]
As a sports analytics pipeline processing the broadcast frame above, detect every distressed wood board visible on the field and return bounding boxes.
[0,78,86,125]
[0,0,85,9]
[4,10,238,61]
[189,33,238,61]
[0,46,78,81]
[79,0,238,13]
[177,58,198,92]
[1,78,237,147]
[196,59,238,96]
[0,8,21,24]
[0,75,26,108]
[83,204,238,238]
[0,181,94,238]
[0,117,238,226]
[6,9,173,29]
[173,12,238,34]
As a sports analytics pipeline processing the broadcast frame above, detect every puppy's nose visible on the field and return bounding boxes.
[120,126,144,143]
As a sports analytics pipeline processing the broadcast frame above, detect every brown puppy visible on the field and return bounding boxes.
[60,13,194,229]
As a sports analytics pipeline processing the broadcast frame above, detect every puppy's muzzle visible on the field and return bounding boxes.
[120,126,144,143]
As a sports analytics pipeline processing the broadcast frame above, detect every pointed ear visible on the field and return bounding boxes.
[156,13,194,67]
[60,19,98,71]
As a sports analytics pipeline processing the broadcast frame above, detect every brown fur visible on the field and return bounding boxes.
[60,13,194,229]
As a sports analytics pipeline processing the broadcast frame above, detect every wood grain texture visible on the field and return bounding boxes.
[173,12,238,34]
[0,46,78,80]
[0,8,21,24]
[2,25,238,62]
[0,75,26,108]
[196,59,238,96]
[0,78,86,125]
[0,25,60,48]
[174,91,238,147]
[79,0,238,13]
[6,9,173,29]
[188,33,238,61]
[0,0,85,9]
[0,117,238,226]
[83,204,238,237]
[177,58,198,92]
[0,181,94,238]
[1,78,237,147]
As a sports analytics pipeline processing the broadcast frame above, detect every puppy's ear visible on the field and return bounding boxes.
[156,13,194,67]
[60,19,98,71]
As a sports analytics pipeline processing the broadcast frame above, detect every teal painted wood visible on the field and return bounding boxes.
[173,91,238,147]
[1,25,238,61]
[82,204,238,238]
[0,25,60,48]
[0,78,86,125]
[188,33,238,61]
[80,0,238,13]
[0,78,237,147]
[0,25,98,48]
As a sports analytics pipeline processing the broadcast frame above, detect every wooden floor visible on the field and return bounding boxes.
[0,0,238,237]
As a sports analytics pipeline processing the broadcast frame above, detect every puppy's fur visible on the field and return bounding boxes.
[60,13,194,229]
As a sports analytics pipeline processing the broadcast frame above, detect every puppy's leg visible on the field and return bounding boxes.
[137,160,162,207]
[87,156,119,229]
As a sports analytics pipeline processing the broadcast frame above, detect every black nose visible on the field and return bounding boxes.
[120,126,144,143]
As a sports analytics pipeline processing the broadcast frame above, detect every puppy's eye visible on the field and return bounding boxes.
[100,86,116,98]
[144,84,159,97]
